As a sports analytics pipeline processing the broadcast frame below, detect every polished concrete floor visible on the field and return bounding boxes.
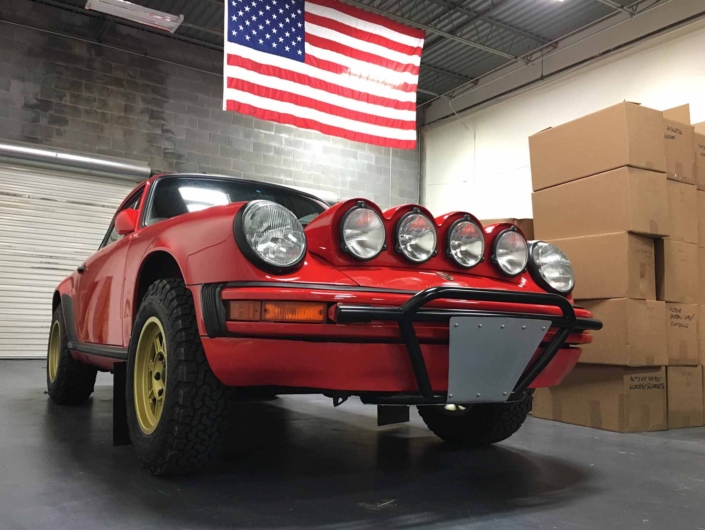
[2,360,705,529]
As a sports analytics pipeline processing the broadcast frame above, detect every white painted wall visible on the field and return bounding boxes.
[422,21,705,220]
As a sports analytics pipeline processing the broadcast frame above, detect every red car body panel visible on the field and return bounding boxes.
[53,173,599,400]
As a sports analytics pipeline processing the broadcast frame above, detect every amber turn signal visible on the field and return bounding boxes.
[227,301,262,321]
[263,302,327,323]
[227,301,327,323]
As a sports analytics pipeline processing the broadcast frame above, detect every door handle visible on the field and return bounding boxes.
[77,264,87,274]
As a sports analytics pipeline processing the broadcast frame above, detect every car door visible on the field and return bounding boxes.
[74,189,144,346]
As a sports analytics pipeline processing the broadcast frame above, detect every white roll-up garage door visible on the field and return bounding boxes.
[0,163,140,358]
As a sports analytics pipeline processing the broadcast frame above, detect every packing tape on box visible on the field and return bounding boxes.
[589,400,602,429]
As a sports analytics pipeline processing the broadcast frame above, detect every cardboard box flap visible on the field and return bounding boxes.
[663,104,691,125]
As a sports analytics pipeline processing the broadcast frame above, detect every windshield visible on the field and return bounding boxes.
[145,176,326,227]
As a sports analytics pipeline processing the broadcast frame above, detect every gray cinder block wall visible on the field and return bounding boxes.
[0,13,419,209]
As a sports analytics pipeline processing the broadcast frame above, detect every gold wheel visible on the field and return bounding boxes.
[134,316,167,435]
[48,320,61,383]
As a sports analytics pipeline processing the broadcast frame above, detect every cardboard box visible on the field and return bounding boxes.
[532,365,667,433]
[579,299,666,366]
[666,303,699,365]
[549,232,655,300]
[529,102,666,191]
[699,191,705,247]
[480,218,534,240]
[655,239,698,303]
[663,117,695,184]
[666,179,698,244]
[699,305,705,366]
[532,167,668,240]
[694,122,705,135]
[663,104,690,125]
[695,133,705,191]
[667,366,704,429]
[700,247,705,304]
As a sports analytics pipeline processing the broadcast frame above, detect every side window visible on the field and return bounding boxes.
[102,191,143,249]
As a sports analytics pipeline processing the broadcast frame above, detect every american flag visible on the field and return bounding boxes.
[223,0,424,149]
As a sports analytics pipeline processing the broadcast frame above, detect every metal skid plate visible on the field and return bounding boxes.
[448,316,551,404]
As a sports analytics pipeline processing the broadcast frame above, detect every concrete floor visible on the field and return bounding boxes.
[2,361,705,530]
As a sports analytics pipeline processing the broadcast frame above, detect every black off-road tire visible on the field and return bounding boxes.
[46,306,97,405]
[126,279,229,476]
[418,392,533,447]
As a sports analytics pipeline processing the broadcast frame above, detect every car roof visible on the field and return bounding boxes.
[151,173,332,208]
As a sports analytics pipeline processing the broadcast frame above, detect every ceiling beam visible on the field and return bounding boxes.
[423,0,551,46]
[593,0,637,16]
[421,63,473,82]
[339,0,525,62]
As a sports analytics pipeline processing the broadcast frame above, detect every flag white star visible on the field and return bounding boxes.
[279,37,283,42]
[297,49,302,55]
[252,29,257,35]
[245,35,250,40]
[232,30,237,36]
[285,46,290,51]
[245,20,250,25]
[231,15,236,21]
[279,22,283,28]
[239,24,244,30]
[238,10,243,15]
[244,5,249,12]
[266,33,270,38]
[296,36,301,41]
[272,42,277,47]
[259,24,263,30]
[285,31,290,37]
[259,10,263,15]
[285,17,290,23]
[291,40,296,46]
[272,13,277,19]
[266,5,271,10]
[231,1,235,5]
[297,22,302,27]
[279,9,284,14]
[259,38,263,44]
[251,1,256,6]
[272,28,277,33]
[266,19,270,24]
[297,8,301,14]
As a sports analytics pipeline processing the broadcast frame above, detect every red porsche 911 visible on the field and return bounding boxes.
[47,173,601,475]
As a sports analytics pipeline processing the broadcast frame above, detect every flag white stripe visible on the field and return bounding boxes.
[224,42,417,103]
[224,87,416,140]
[304,2,424,48]
[226,65,416,121]
[305,22,421,66]
[305,43,418,85]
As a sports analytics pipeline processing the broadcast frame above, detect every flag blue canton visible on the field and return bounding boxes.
[227,0,306,63]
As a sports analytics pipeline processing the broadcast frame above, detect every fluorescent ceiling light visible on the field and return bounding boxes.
[85,0,184,33]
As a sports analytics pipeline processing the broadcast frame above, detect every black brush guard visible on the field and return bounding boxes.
[334,286,602,405]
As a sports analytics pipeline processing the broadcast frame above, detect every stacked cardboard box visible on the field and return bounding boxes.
[528,101,704,432]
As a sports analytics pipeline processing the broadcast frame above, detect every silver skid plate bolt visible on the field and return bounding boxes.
[454,322,459,327]
[478,323,482,328]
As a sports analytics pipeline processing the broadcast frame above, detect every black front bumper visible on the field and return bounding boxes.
[334,286,602,405]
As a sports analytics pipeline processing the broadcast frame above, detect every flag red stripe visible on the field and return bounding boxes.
[227,77,416,130]
[227,54,416,111]
[305,12,422,57]
[306,0,425,40]
[302,54,418,93]
[306,33,420,75]
[226,99,416,149]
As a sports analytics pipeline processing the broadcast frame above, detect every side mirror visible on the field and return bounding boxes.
[115,208,139,236]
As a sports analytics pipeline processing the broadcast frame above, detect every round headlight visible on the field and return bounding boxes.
[396,211,437,263]
[530,241,575,293]
[447,218,484,268]
[235,200,306,272]
[493,229,528,276]
[341,205,386,260]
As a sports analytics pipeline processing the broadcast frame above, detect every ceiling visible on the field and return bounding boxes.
[29,0,667,105]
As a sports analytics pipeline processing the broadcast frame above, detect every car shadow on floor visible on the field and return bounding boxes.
[39,384,597,529]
